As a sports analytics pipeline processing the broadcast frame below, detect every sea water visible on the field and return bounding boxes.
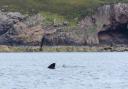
[0,52,127,89]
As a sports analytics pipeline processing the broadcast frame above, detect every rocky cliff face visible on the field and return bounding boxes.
[0,11,45,46]
[0,11,78,46]
[0,3,128,46]
[80,3,128,45]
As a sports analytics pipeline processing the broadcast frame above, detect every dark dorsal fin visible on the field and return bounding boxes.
[48,63,56,69]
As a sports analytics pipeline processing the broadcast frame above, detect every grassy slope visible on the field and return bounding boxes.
[0,0,127,25]
[0,0,127,17]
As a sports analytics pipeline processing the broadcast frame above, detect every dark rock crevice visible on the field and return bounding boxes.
[98,22,128,44]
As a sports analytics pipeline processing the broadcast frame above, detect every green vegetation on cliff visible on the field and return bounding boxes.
[0,0,127,19]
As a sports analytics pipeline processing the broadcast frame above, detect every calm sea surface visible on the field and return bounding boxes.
[0,52,128,89]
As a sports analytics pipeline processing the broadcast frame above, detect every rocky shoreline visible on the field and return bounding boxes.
[1,44,128,52]
[0,3,128,50]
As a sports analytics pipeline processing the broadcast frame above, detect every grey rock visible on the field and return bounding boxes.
[79,3,128,45]
[0,11,44,46]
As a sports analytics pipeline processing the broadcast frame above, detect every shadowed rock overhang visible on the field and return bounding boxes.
[80,3,128,45]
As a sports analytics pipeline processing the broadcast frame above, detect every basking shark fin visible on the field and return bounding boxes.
[48,63,56,69]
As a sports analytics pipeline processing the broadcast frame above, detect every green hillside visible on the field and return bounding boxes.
[0,0,127,20]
